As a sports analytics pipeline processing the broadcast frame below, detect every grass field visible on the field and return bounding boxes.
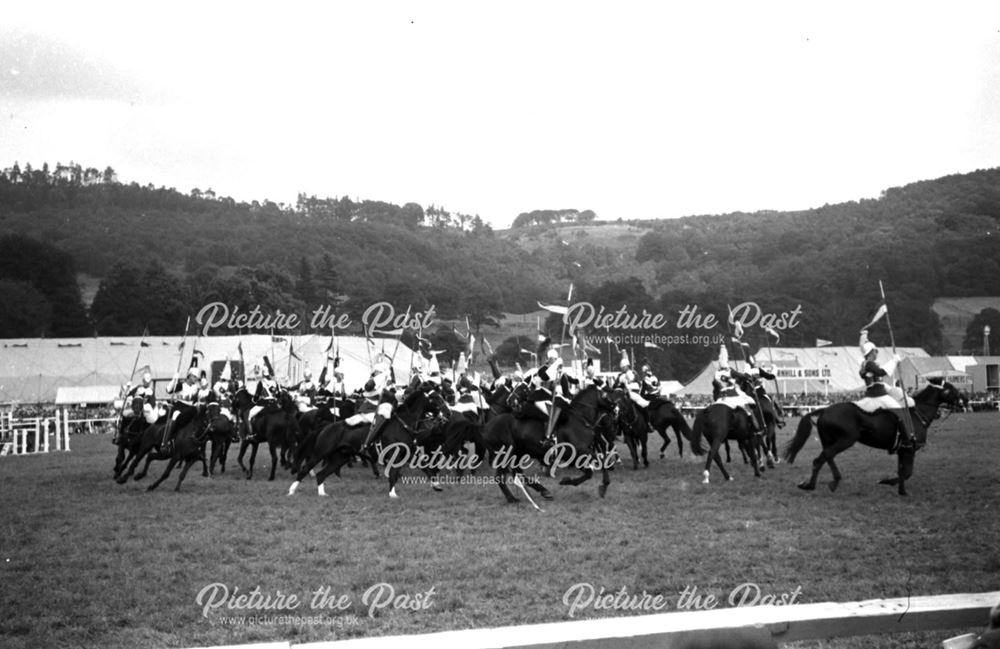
[1,411,998,649]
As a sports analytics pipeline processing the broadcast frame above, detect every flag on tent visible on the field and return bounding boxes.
[816,338,832,347]
[862,301,888,330]
[455,352,468,377]
[219,360,232,381]
[271,335,286,343]
[288,338,301,361]
[132,364,151,381]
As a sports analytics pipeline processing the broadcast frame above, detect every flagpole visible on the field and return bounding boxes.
[878,280,916,439]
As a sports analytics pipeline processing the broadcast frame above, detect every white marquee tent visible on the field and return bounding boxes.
[0,335,420,404]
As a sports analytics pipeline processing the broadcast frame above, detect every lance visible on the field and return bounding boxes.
[114,326,148,437]
[164,316,191,447]
[879,280,916,441]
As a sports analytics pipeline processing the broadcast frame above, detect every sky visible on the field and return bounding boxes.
[3,1,1000,229]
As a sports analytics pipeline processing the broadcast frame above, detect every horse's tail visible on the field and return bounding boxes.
[783,410,821,463]
[688,410,706,456]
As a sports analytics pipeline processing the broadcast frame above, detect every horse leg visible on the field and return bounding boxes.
[312,459,344,497]
[175,457,199,492]
[268,441,279,481]
[598,466,610,498]
[288,455,325,496]
[245,443,259,480]
[723,439,732,463]
[639,433,649,468]
[879,452,913,496]
[237,439,250,475]
[200,444,209,477]
[560,467,593,487]
[744,439,762,478]
[496,468,519,504]
[525,472,554,500]
[134,451,158,481]
[388,467,402,499]
[147,457,178,491]
[625,434,639,470]
[798,434,851,491]
[704,436,730,483]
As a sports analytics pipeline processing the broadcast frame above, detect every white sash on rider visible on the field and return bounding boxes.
[346,412,376,426]
[452,400,479,415]
[628,391,650,409]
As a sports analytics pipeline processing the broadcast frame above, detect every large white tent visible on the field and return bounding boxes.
[0,335,421,404]
[676,345,930,396]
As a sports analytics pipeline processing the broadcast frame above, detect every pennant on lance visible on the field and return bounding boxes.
[862,301,888,331]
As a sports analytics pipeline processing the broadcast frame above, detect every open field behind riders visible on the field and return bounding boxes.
[1,411,998,649]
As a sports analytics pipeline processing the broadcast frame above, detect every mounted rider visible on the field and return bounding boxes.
[293,367,318,413]
[452,372,485,420]
[161,358,203,452]
[711,344,760,432]
[854,329,916,448]
[246,356,281,441]
[744,355,785,428]
[361,355,396,451]
[124,371,160,424]
[638,360,661,404]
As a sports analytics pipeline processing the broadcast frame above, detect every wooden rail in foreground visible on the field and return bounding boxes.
[185,590,1000,649]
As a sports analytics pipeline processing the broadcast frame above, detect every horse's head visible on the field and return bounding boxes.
[571,385,615,414]
[129,396,144,416]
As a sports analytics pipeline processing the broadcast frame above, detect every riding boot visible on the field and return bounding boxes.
[161,415,177,454]
[363,414,386,452]
[544,406,561,445]
[892,409,916,449]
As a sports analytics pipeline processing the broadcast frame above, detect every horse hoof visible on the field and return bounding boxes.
[558,478,573,486]
[828,481,840,492]
[389,492,399,499]
[598,484,608,498]
[145,485,155,492]
[541,492,554,501]
[797,481,815,491]
[432,485,443,492]
[727,476,734,481]
[506,498,520,504]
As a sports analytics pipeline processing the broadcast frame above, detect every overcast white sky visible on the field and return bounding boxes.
[3,1,1000,228]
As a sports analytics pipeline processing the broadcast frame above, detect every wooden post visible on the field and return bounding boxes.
[43,418,50,453]
[33,418,40,454]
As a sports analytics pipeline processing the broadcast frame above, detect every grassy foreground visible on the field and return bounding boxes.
[1,412,998,649]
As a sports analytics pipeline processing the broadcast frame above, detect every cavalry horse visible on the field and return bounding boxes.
[784,380,963,496]
[734,373,784,468]
[290,394,357,475]
[689,403,762,484]
[479,385,617,508]
[287,382,444,498]
[113,397,153,481]
[610,388,692,469]
[232,388,300,480]
[144,404,215,492]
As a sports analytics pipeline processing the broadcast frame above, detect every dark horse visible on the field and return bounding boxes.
[479,385,617,508]
[610,389,692,469]
[735,374,784,468]
[113,397,153,481]
[232,389,301,480]
[689,403,762,484]
[287,383,445,498]
[784,380,962,496]
[145,404,214,492]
